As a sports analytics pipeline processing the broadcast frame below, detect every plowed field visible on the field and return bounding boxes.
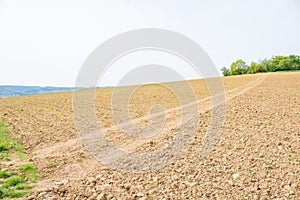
[0,72,299,199]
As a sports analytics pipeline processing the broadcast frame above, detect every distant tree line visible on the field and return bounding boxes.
[221,55,300,76]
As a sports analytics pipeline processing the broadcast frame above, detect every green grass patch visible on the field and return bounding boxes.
[271,69,300,73]
[0,121,24,160]
[18,163,39,183]
[18,163,35,173]
[3,176,24,188]
[0,187,27,198]
[0,121,39,199]
[0,173,35,199]
[15,184,34,190]
[0,171,16,179]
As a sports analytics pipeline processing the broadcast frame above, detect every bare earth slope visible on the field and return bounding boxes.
[0,72,299,199]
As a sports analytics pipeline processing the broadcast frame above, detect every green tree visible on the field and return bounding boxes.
[249,62,258,74]
[288,55,300,70]
[272,56,284,64]
[278,57,289,70]
[230,59,249,75]
[256,59,270,72]
[221,67,230,76]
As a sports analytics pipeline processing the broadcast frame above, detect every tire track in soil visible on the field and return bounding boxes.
[104,74,267,153]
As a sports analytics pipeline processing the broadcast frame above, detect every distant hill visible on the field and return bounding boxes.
[0,86,74,98]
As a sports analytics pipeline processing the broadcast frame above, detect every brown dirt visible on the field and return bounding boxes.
[0,72,299,199]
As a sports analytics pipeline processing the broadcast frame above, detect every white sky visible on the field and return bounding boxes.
[0,0,300,86]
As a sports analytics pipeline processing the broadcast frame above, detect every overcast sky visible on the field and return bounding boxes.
[0,0,300,86]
